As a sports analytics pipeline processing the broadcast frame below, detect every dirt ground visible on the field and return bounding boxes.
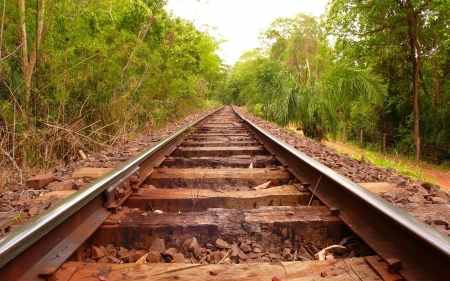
[323,140,450,190]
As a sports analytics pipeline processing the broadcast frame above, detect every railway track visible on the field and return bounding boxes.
[1,105,450,280]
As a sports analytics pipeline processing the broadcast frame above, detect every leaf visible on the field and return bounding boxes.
[252,180,276,190]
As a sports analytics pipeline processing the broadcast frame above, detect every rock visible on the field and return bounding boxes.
[269,253,281,262]
[189,237,201,257]
[109,248,118,258]
[28,206,39,217]
[108,256,122,264]
[434,225,450,236]
[105,244,114,253]
[387,168,396,173]
[206,243,217,250]
[242,222,252,233]
[146,250,161,263]
[230,244,240,259]
[382,191,397,201]
[2,193,17,201]
[434,219,449,226]
[421,182,434,190]
[173,253,189,263]
[395,178,406,187]
[282,248,293,261]
[298,246,313,260]
[180,238,192,256]
[321,270,328,277]
[55,166,67,173]
[219,250,228,259]
[91,246,106,259]
[240,243,252,253]
[394,198,409,205]
[413,188,429,199]
[117,247,129,261]
[26,172,54,189]
[208,251,221,264]
[432,197,448,205]
[406,186,419,194]
[253,247,262,253]
[74,179,85,190]
[47,180,73,191]
[163,248,179,261]
[0,219,11,236]
[251,242,263,250]
[408,196,424,204]
[237,250,246,261]
[129,250,146,263]
[430,186,439,194]
[348,167,358,174]
[246,252,262,259]
[99,245,108,256]
[10,200,24,207]
[435,191,449,200]
[149,238,165,254]
[215,238,230,249]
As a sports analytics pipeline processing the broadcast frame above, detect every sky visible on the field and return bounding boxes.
[166,0,330,65]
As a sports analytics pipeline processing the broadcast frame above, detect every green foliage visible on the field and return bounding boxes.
[224,13,386,139]
[325,0,450,163]
[0,0,224,174]
[341,149,433,182]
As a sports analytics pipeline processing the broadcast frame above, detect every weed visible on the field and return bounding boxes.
[333,147,435,183]
[11,213,23,222]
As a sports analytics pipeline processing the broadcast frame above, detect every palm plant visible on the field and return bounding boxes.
[256,60,386,139]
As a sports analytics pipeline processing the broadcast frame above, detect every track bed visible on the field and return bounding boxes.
[1,106,449,281]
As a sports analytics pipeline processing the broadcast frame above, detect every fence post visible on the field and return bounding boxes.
[360,130,363,149]
[343,127,346,144]
[383,133,386,155]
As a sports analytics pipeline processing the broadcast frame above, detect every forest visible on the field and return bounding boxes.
[0,0,449,187]
[223,0,450,165]
[0,0,223,183]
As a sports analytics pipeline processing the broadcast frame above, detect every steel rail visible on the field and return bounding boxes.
[234,106,450,281]
[0,107,220,276]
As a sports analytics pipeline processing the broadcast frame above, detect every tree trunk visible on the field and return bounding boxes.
[406,2,421,163]
[18,0,45,106]
[0,0,6,60]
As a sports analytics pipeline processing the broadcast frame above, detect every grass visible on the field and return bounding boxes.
[331,143,437,183]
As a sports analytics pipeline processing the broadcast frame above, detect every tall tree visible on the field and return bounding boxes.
[326,0,447,162]
[18,0,45,107]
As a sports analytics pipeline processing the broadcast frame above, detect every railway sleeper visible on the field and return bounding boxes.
[144,168,294,189]
[160,155,278,168]
[125,185,312,212]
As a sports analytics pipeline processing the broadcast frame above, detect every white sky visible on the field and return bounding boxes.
[166,0,329,65]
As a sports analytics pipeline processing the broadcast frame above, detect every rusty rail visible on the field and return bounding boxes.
[233,106,450,281]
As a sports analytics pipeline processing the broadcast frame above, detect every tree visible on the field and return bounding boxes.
[0,0,224,176]
[225,14,386,139]
[18,0,45,108]
[326,0,448,162]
